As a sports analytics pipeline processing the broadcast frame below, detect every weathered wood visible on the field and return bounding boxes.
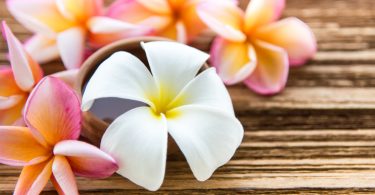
[2,0,375,194]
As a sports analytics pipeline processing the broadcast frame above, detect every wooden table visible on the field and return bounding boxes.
[2,0,375,194]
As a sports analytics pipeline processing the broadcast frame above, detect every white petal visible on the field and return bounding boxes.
[82,51,158,111]
[100,106,168,191]
[168,68,234,115]
[141,41,209,103]
[88,16,138,34]
[51,69,79,87]
[2,22,35,91]
[167,105,243,181]
[24,34,60,64]
[0,95,23,109]
[57,27,85,69]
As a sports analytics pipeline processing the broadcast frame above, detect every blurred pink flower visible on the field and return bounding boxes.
[106,0,217,43]
[7,0,150,69]
[198,0,317,95]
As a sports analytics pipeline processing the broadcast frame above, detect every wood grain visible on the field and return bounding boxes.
[2,0,375,194]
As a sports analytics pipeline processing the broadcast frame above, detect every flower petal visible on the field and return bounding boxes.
[14,159,53,195]
[52,156,79,195]
[51,69,79,88]
[82,51,158,111]
[168,68,234,115]
[244,0,285,33]
[24,34,60,64]
[100,106,168,191]
[179,0,207,42]
[6,0,75,36]
[57,27,85,69]
[255,17,317,67]
[141,41,209,104]
[2,21,43,91]
[0,126,49,166]
[54,140,118,178]
[210,37,256,84]
[0,67,22,96]
[0,95,24,110]
[197,0,245,41]
[137,0,171,14]
[107,0,171,30]
[56,0,102,22]
[0,96,26,125]
[244,40,289,95]
[24,77,81,146]
[88,16,138,34]
[167,105,243,181]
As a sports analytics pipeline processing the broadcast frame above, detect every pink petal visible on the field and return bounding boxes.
[0,66,22,97]
[210,37,256,84]
[51,69,79,88]
[179,0,207,42]
[52,156,79,195]
[6,0,75,36]
[0,126,50,166]
[244,0,285,33]
[2,21,43,91]
[24,77,81,146]
[56,0,103,22]
[107,0,172,31]
[57,27,86,69]
[24,34,60,64]
[14,159,53,195]
[244,40,289,95]
[197,0,246,41]
[255,17,317,67]
[137,0,171,14]
[54,140,118,178]
[0,96,26,125]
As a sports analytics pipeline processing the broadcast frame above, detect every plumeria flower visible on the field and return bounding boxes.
[82,41,244,190]
[197,0,317,95]
[0,21,78,125]
[106,0,219,43]
[0,76,118,194]
[7,0,150,69]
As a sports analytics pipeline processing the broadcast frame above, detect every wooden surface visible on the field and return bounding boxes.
[2,0,375,194]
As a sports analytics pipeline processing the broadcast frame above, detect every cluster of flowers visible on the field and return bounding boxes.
[0,0,317,193]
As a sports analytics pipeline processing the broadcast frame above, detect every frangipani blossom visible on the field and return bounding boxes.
[0,76,118,194]
[106,0,217,43]
[197,0,317,94]
[0,21,78,125]
[82,41,244,191]
[7,0,150,69]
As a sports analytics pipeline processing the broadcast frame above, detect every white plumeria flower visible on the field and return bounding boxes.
[81,41,244,191]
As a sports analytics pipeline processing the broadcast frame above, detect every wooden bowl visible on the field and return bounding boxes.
[75,37,208,154]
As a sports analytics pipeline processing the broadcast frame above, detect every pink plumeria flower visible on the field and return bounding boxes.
[0,21,78,125]
[0,76,118,194]
[7,0,149,69]
[197,0,317,95]
[106,0,219,43]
